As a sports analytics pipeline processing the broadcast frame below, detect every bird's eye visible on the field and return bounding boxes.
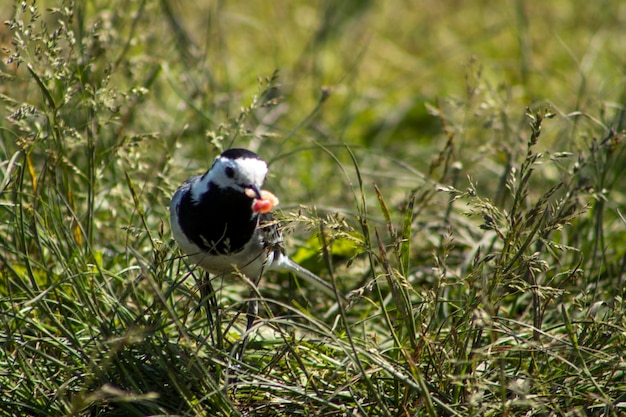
[224,166,235,179]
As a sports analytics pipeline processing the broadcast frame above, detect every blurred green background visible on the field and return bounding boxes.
[1,0,625,415]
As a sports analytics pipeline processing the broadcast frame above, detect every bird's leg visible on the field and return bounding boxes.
[226,290,257,392]
[199,272,220,348]
[246,295,259,333]
[235,267,265,362]
[236,288,258,362]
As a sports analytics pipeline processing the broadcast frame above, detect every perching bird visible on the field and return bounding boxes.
[170,148,339,341]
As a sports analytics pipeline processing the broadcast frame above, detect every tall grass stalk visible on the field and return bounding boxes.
[1,1,625,416]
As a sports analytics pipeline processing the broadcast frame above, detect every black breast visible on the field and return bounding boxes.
[177,183,258,254]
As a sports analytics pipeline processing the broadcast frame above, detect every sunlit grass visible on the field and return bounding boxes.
[1,1,625,416]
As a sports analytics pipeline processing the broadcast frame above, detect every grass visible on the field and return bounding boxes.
[1,0,625,416]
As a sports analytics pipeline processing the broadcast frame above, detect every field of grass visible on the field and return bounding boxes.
[1,1,625,416]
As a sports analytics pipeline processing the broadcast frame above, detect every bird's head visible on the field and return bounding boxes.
[191,148,269,202]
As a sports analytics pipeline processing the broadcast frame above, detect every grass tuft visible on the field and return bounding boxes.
[1,1,625,416]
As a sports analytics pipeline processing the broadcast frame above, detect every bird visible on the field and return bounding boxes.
[170,148,340,344]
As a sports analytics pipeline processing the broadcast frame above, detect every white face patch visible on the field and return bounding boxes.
[191,156,269,202]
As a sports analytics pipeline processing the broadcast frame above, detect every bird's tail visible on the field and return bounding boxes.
[275,255,344,300]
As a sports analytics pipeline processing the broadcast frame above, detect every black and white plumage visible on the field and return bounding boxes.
[170,148,338,330]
